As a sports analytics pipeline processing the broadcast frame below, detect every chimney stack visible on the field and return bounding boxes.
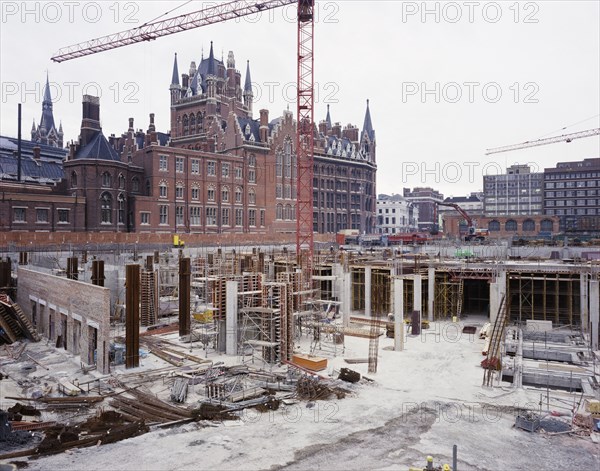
[80,95,101,147]
[259,109,269,142]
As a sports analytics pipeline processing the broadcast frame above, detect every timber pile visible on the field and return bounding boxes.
[110,389,193,423]
[0,411,148,460]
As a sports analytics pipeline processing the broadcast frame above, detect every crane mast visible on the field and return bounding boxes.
[51,0,316,275]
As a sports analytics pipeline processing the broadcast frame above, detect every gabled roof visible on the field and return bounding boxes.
[74,131,120,161]
[237,117,261,142]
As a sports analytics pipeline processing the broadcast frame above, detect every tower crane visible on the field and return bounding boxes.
[485,128,600,155]
[51,0,316,275]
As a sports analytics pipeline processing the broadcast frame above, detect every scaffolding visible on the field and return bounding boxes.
[507,272,581,326]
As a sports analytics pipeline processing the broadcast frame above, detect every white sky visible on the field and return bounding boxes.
[1,1,599,197]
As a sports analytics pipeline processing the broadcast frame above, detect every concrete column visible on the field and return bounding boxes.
[342,272,351,327]
[580,273,589,332]
[427,267,435,322]
[226,280,238,356]
[490,271,507,325]
[365,266,372,317]
[394,277,404,351]
[413,274,422,325]
[590,279,599,351]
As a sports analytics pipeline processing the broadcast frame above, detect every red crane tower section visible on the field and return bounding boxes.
[296,0,315,276]
[51,0,316,273]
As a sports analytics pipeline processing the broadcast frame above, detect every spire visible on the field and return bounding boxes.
[325,104,332,129]
[31,119,36,131]
[207,41,216,76]
[171,53,180,86]
[39,73,56,135]
[43,72,52,103]
[59,121,63,133]
[244,60,252,93]
[362,99,374,141]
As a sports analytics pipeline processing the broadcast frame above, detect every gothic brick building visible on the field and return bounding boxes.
[2,44,377,236]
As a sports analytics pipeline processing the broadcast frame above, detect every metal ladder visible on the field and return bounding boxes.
[456,279,464,318]
[483,293,507,387]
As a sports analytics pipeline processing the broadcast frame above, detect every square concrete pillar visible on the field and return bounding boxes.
[413,274,422,325]
[580,273,589,332]
[428,267,435,322]
[226,280,238,356]
[393,277,404,351]
[341,272,351,327]
[589,280,599,351]
[365,266,372,318]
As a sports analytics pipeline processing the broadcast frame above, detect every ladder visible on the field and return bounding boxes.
[483,293,507,387]
[456,279,464,318]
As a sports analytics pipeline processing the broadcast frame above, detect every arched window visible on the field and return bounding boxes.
[540,219,554,232]
[100,192,112,224]
[522,219,535,232]
[248,154,256,167]
[117,193,125,224]
[190,113,196,130]
[276,204,283,220]
[176,183,184,200]
[505,220,518,231]
[291,205,296,220]
[191,183,200,200]
[71,171,77,188]
[101,171,111,188]
[285,204,292,220]
[235,187,242,203]
[182,114,189,135]
[222,186,229,202]
[132,176,140,193]
[248,189,256,205]
[118,173,125,190]
[207,185,216,201]
[276,150,282,177]
[284,140,292,177]
[159,182,168,198]
[488,220,500,232]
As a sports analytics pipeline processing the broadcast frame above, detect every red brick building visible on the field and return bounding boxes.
[3,45,377,236]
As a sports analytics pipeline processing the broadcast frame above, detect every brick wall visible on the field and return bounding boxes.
[16,267,111,373]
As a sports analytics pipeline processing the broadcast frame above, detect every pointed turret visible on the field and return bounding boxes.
[360,99,375,162]
[227,51,235,69]
[39,73,56,137]
[362,99,375,142]
[171,53,180,86]
[170,53,182,105]
[244,60,252,93]
[243,60,253,117]
[207,41,216,76]
[325,104,332,130]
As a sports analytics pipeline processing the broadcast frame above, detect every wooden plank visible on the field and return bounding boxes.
[291,354,328,372]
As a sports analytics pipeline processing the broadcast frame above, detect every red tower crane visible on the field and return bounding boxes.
[51,0,315,275]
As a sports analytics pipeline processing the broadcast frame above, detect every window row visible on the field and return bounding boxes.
[143,207,264,227]
[487,219,554,232]
[157,183,255,204]
[71,172,140,192]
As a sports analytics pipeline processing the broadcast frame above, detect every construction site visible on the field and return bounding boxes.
[0,239,599,470]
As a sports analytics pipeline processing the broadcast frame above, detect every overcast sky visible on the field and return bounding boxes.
[1,1,599,197]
